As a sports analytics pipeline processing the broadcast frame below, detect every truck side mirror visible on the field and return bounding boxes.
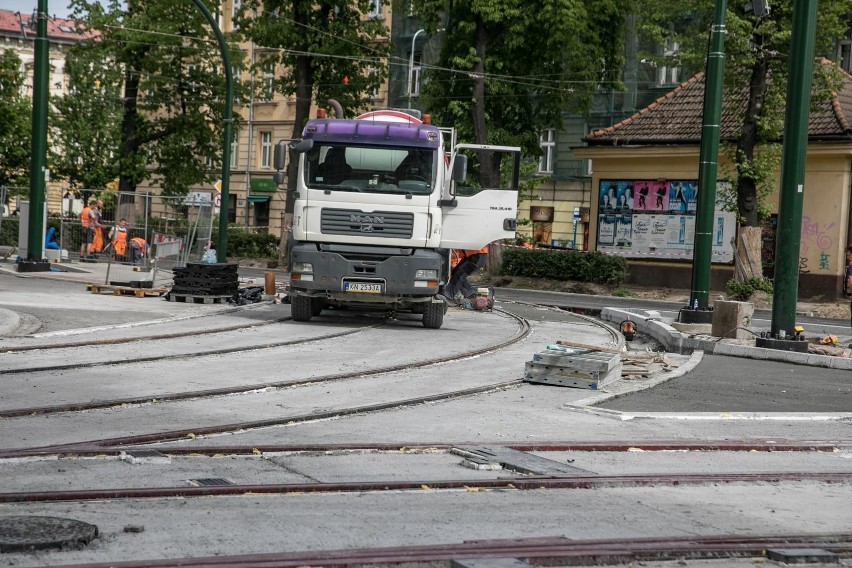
[292,138,314,153]
[273,142,288,171]
[273,171,286,185]
[452,155,467,182]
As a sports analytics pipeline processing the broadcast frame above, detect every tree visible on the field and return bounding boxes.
[634,0,851,228]
[68,0,246,196]
[239,0,390,254]
[0,49,32,189]
[414,0,630,183]
[49,41,123,193]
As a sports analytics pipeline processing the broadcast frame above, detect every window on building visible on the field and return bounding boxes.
[228,194,236,223]
[260,132,272,169]
[656,40,680,86]
[262,63,275,100]
[538,129,556,175]
[231,0,241,30]
[367,0,382,19]
[231,137,239,168]
[410,54,422,97]
[368,65,380,99]
[838,40,852,73]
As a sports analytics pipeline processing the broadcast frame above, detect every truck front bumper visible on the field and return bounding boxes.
[288,242,444,304]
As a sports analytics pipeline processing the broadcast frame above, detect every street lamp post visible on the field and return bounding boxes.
[407,29,425,109]
[189,0,233,263]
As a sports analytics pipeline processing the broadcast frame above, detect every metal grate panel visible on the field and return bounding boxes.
[321,208,413,239]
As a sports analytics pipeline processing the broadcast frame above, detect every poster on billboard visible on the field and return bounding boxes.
[596,179,734,263]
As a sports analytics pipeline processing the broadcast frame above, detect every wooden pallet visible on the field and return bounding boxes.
[167,293,232,304]
[88,283,166,298]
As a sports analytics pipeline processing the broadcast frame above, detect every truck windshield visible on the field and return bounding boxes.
[304,144,436,196]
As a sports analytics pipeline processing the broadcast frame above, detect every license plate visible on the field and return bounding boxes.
[344,282,382,294]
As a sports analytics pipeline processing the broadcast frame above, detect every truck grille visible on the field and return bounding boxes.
[321,208,414,239]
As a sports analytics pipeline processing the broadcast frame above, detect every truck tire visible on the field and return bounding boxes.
[291,295,313,322]
[311,298,324,316]
[422,301,444,329]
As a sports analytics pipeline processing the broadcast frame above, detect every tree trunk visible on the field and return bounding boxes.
[281,3,315,267]
[735,226,763,281]
[735,55,769,229]
[470,16,500,190]
[733,47,770,282]
[119,64,140,195]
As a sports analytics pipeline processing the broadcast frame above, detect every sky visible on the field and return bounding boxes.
[1,0,77,18]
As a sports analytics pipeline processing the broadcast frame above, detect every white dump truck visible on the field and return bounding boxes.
[274,103,520,329]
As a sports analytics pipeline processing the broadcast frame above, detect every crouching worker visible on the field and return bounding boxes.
[443,245,488,303]
[128,236,149,266]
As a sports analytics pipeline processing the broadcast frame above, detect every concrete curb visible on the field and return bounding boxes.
[568,349,704,408]
[601,307,852,371]
[0,307,21,337]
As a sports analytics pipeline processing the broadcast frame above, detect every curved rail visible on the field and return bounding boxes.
[0,307,533,456]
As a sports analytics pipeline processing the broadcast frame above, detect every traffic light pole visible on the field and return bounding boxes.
[682,0,727,323]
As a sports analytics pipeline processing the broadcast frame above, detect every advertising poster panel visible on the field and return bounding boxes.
[597,179,734,263]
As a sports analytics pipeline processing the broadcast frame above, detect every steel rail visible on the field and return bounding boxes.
[0,318,389,376]
[0,308,532,457]
[1,471,850,504]
[0,308,529,421]
[27,438,851,459]
[49,533,852,568]
[0,313,293,354]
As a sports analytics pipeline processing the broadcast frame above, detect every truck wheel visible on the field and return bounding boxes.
[311,298,325,316]
[422,301,444,329]
[291,295,313,322]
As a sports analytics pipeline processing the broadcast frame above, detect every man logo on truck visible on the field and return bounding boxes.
[351,214,385,224]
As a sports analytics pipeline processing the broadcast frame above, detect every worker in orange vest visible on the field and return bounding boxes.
[443,245,489,303]
[128,236,149,266]
[79,199,98,259]
[108,218,129,262]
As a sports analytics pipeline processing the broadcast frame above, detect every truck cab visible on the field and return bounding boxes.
[279,107,519,329]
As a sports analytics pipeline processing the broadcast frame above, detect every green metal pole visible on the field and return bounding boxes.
[190,0,233,263]
[26,0,49,264]
[689,0,727,312]
[771,0,817,337]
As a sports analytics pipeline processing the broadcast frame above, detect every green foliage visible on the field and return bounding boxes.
[0,50,32,186]
[415,0,629,158]
[226,227,279,258]
[725,276,773,301]
[49,42,123,191]
[611,287,634,297]
[0,217,18,247]
[634,0,852,227]
[240,0,389,196]
[717,142,781,224]
[68,0,247,194]
[501,247,628,285]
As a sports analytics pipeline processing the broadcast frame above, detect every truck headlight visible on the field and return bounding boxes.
[292,262,313,273]
[415,269,437,279]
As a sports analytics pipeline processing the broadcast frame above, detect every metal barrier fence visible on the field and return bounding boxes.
[56,190,214,288]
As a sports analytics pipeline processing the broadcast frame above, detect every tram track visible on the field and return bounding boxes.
[0,317,388,375]
[56,533,850,568]
[1,471,850,504]
[0,307,533,456]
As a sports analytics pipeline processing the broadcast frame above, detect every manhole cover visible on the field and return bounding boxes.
[0,516,98,553]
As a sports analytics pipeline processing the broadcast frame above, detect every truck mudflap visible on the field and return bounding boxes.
[288,242,445,303]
